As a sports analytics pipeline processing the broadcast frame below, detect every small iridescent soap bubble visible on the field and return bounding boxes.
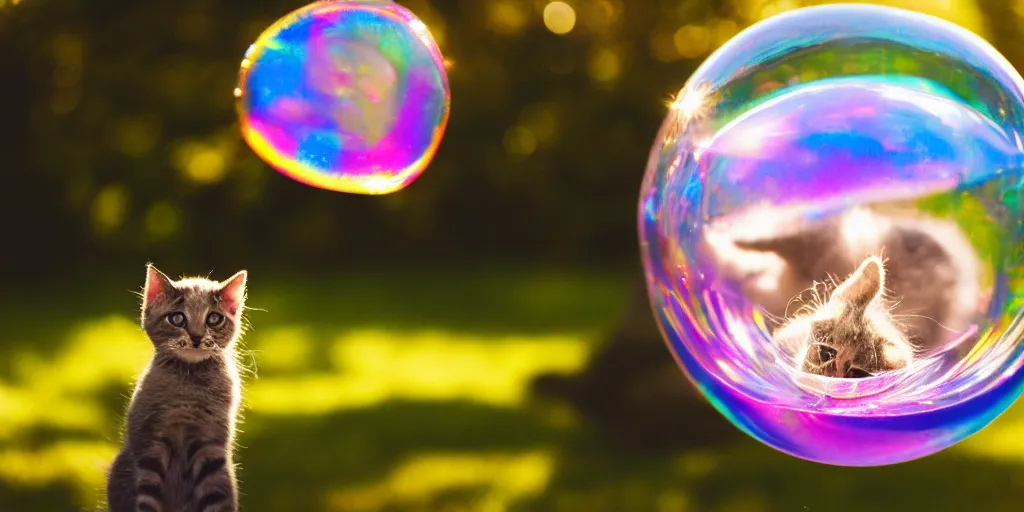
[236,0,450,195]
[639,4,1024,467]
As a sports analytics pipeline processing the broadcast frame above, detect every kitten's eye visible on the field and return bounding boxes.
[817,344,838,363]
[846,367,871,379]
[167,312,187,328]
[206,312,224,327]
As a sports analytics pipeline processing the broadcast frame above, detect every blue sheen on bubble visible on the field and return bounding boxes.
[236,0,450,194]
[639,4,1024,467]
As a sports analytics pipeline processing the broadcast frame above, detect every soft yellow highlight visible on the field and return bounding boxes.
[503,125,538,156]
[327,450,554,512]
[957,416,1024,461]
[248,325,315,372]
[588,48,621,82]
[0,441,119,503]
[543,2,576,35]
[175,140,228,185]
[796,0,988,38]
[90,185,129,234]
[247,329,590,415]
[1,316,150,440]
[488,0,530,34]
[144,201,182,240]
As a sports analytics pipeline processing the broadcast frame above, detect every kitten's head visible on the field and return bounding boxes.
[141,265,248,363]
[775,257,914,378]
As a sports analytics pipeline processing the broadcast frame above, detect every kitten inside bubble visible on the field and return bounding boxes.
[773,256,914,378]
[703,205,989,380]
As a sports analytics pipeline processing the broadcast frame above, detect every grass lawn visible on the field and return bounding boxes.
[1,268,1023,511]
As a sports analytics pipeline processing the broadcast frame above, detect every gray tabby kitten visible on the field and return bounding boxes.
[704,205,987,377]
[772,256,914,378]
[106,265,248,512]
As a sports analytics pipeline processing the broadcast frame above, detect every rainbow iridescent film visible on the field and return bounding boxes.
[639,4,1024,466]
[236,0,450,195]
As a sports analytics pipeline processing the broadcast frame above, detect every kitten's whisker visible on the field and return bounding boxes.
[892,313,959,333]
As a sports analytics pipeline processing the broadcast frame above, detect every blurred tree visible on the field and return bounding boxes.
[0,0,710,280]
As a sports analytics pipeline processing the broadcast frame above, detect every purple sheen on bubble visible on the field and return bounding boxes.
[236,0,450,195]
[639,4,1024,467]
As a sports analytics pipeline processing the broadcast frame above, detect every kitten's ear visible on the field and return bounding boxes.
[219,270,248,315]
[832,257,884,310]
[143,265,174,311]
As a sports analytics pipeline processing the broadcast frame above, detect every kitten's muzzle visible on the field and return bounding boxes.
[189,334,203,348]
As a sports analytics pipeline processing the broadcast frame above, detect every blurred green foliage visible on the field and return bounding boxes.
[2,0,1024,511]
[2,270,1024,511]
[1,0,1010,280]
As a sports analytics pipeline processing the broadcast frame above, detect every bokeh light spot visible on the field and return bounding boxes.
[144,201,181,240]
[488,0,529,34]
[503,126,538,156]
[543,2,577,35]
[519,103,560,146]
[90,185,129,234]
[175,141,227,184]
[673,25,710,59]
[588,47,621,83]
[110,117,161,158]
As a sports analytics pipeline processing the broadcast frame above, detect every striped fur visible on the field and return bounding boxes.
[107,266,247,512]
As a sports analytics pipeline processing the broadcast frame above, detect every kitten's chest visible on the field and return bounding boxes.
[131,364,239,429]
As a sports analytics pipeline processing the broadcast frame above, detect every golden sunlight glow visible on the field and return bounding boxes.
[710,18,739,48]
[248,325,314,373]
[957,416,1024,461]
[588,47,621,83]
[671,88,704,117]
[673,25,710,59]
[543,2,577,35]
[144,201,182,240]
[246,329,590,415]
[519,103,559,146]
[111,117,161,158]
[0,441,118,504]
[581,0,617,33]
[174,141,227,185]
[361,174,405,195]
[90,184,129,234]
[649,31,678,62]
[488,0,529,34]
[668,82,716,129]
[503,125,538,155]
[328,451,554,511]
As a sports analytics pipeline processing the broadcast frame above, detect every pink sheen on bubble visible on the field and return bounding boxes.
[639,5,1024,466]
[236,0,450,195]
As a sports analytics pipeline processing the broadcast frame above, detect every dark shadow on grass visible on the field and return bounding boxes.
[0,483,80,512]
[514,434,1024,512]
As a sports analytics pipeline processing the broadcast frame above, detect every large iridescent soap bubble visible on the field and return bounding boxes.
[639,4,1024,467]
[236,0,450,195]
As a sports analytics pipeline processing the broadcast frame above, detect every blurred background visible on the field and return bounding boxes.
[2,0,1024,510]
